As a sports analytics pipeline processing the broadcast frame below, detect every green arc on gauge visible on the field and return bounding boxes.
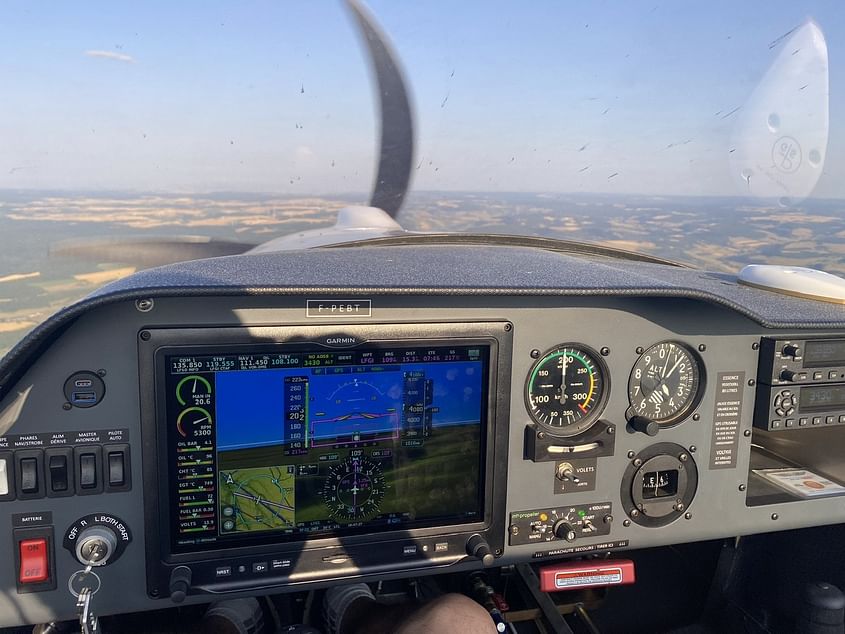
[176,375,212,406]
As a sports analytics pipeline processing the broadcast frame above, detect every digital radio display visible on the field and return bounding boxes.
[163,343,490,552]
[799,384,845,412]
[804,340,845,368]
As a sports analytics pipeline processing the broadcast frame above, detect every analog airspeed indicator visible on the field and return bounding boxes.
[628,341,704,426]
[525,345,608,436]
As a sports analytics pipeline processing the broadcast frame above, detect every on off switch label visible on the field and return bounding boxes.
[709,372,745,469]
[0,429,128,449]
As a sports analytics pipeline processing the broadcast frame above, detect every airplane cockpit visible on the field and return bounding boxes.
[2,2,845,633]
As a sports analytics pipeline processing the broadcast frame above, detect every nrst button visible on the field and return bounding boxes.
[19,538,48,584]
[215,566,232,578]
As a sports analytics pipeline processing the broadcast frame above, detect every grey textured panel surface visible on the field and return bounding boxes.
[3,244,845,400]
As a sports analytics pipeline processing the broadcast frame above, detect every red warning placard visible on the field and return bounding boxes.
[539,559,635,592]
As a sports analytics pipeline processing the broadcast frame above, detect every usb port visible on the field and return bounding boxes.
[74,379,93,388]
[71,392,97,404]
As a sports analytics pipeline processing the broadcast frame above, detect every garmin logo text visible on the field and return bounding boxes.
[325,337,358,345]
[306,299,372,318]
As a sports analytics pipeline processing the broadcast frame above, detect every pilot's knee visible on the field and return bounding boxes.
[397,592,497,634]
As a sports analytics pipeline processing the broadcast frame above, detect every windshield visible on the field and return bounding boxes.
[1,1,844,355]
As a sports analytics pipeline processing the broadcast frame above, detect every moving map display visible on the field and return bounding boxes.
[164,343,490,552]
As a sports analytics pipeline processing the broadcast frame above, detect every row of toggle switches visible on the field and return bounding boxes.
[0,444,130,501]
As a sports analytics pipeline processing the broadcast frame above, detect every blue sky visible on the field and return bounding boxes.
[0,1,844,197]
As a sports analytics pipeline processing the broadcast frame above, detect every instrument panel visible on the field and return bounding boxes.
[2,292,845,627]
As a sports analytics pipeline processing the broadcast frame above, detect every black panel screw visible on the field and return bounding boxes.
[530,349,540,359]
[771,513,779,521]
[739,484,747,491]
[698,344,706,352]
[744,430,752,437]
[752,342,760,350]
[748,379,755,386]
[62,402,72,411]
[600,347,610,356]
[135,298,154,313]
[623,519,631,527]
[627,451,635,459]
[97,369,107,377]
[692,413,700,421]
[633,458,642,467]
[684,512,692,520]
[636,346,644,354]
[689,445,697,453]
[140,331,151,341]
[504,324,512,332]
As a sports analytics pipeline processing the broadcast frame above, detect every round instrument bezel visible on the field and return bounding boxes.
[524,343,610,437]
[626,341,706,428]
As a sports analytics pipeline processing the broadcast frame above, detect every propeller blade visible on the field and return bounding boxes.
[50,236,257,267]
[346,0,415,218]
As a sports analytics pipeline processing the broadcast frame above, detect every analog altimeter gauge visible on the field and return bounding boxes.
[627,341,704,427]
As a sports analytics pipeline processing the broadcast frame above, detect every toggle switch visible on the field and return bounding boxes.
[15,450,44,499]
[19,538,49,584]
[74,446,102,495]
[45,448,74,497]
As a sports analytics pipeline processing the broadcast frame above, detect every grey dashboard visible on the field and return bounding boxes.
[1,244,844,627]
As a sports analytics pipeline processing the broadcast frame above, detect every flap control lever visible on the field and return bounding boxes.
[556,462,580,483]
